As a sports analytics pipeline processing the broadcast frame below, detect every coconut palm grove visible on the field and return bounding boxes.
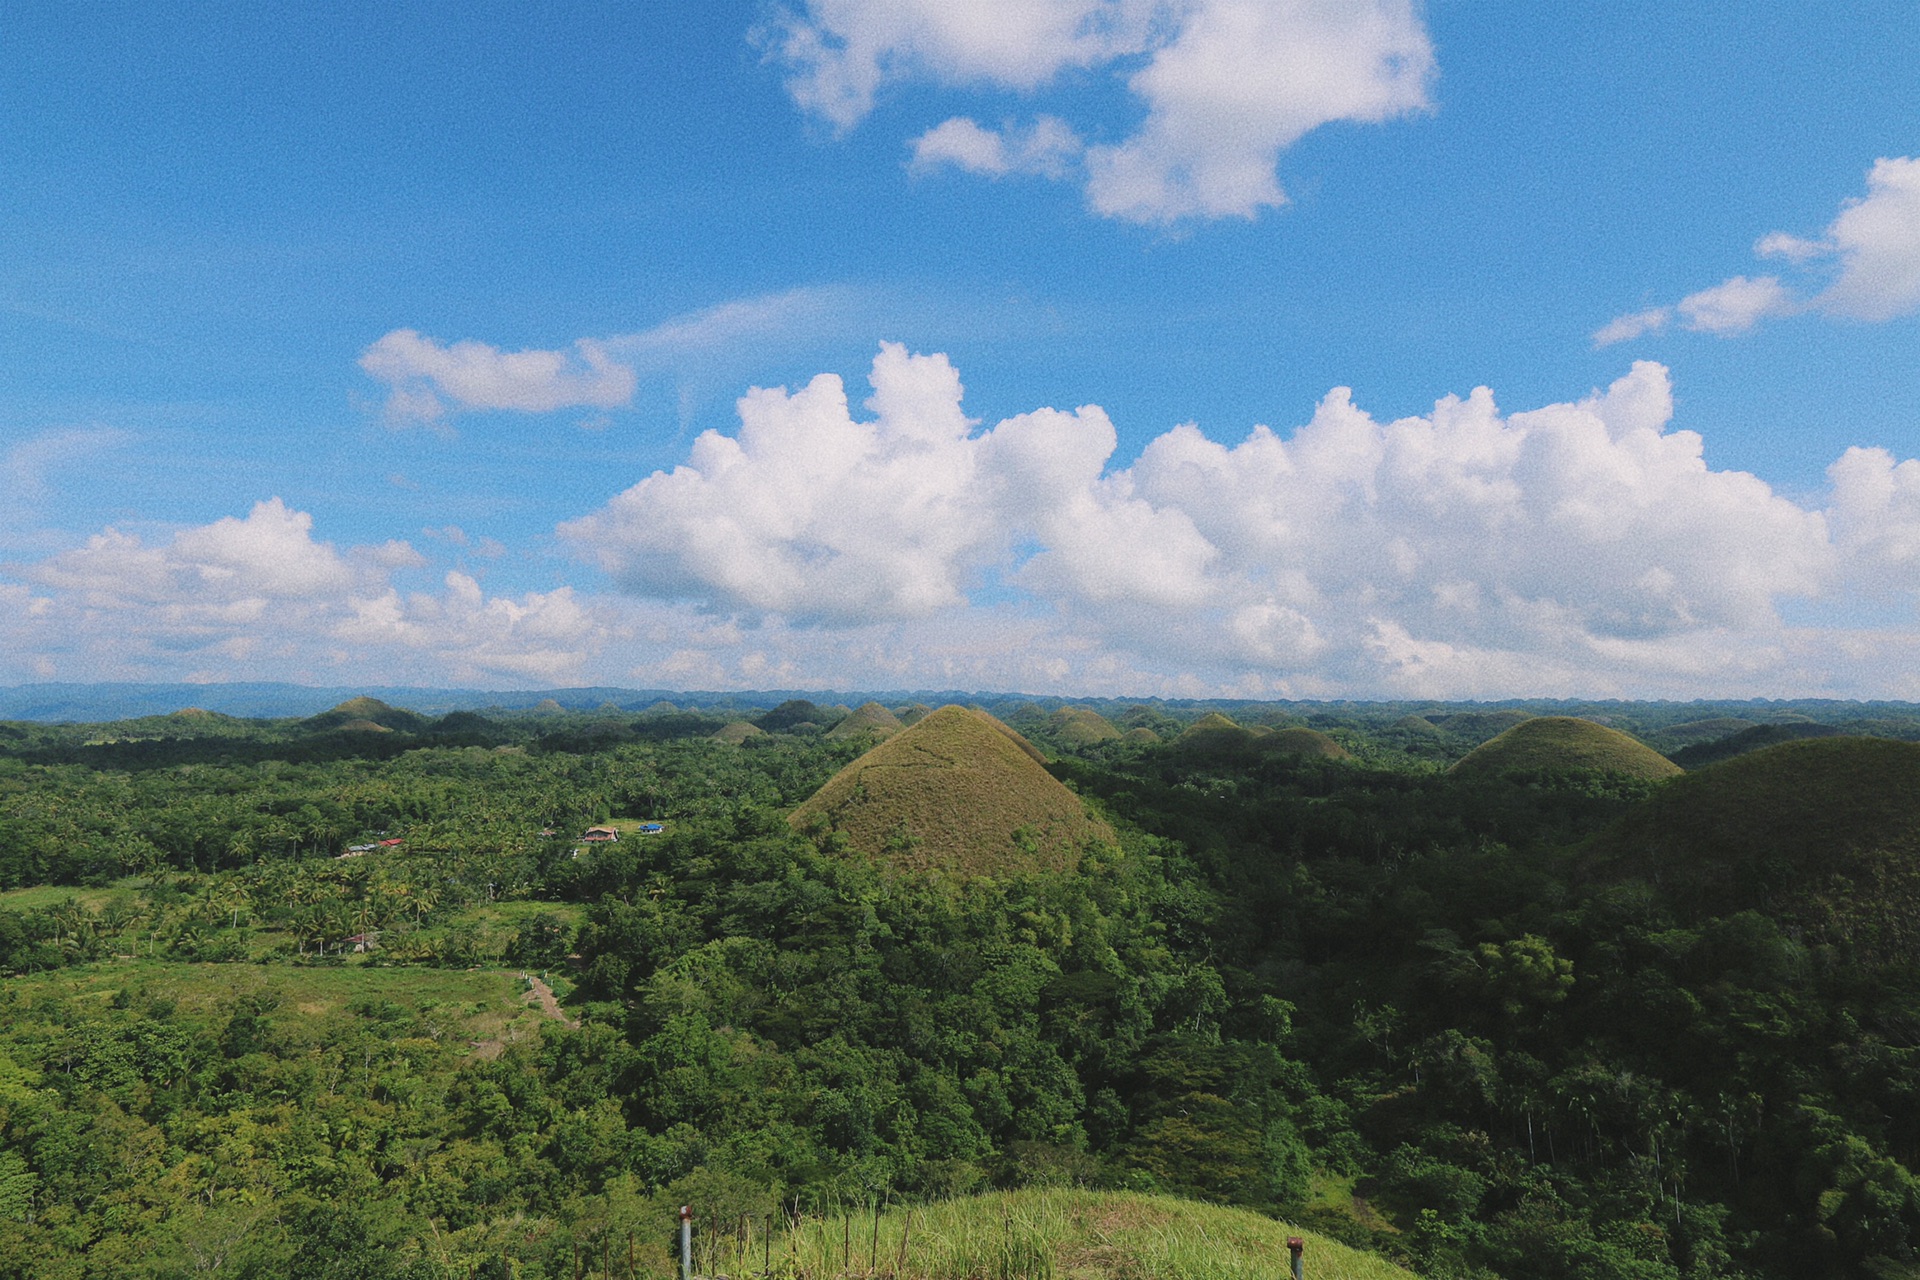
[5,691,1920,1278]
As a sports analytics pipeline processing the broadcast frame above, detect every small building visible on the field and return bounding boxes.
[581,826,620,843]
[637,823,665,835]
[345,932,378,953]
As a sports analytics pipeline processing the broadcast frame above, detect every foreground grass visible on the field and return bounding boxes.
[706,1189,1415,1280]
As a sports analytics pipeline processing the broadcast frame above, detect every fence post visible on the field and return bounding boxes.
[682,1205,694,1280]
[1286,1236,1304,1280]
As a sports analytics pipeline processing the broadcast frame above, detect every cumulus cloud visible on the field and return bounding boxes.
[4,500,611,685]
[35,348,1920,697]
[1599,156,1920,344]
[767,0,1433,223]
[1805,155,1920,322]
[562,343,1905,695]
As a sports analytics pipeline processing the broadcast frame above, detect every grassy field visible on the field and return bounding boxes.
[0,876,149,911]
[699,1189,1414,1280]
[3,958,565,1053]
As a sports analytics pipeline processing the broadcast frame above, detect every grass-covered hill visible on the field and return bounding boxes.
[1049,706,1123,745]
[1172,712,1258,755]
[300,695,430,734]
[789,705,1115,875]
[1450,715,1682,780]
[1257,727,1350,759]
[711,719,765,743]
[708,1189,1414,1280]
[1583,735,1920,924]
[825,700,905,740]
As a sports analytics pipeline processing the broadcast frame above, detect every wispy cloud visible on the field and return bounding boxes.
[358,331,637,427]
[1598,156,1920,346]
[358,286,864,429]
[3,427,132,505]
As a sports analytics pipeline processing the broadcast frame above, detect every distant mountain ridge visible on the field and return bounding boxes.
[10,681,1920,730]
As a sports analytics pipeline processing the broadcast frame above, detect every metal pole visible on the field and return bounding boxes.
[682,1205,693,1280]
[1287,1236,1304,1280]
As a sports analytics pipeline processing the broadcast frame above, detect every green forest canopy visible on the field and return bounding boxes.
[4,698,1920,1278]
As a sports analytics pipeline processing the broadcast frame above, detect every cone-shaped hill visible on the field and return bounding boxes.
[790,705,1114,876]
[1450,717,1680,781]
[825,702,904,740]
[1173,712,1253,755]
[1049,707,1121,745]
[1256,727,1350,759]
[1583,736,1920,923]
[301,697,428,734]
[711,720,764,744]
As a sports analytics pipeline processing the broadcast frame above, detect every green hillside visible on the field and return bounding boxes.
[1450,716,1681,780]
[1667,721,1842,768]
[1584,735,1920,920]
[1430,709,1534,742]
[790,705,1114,874]
[716,1189,1413,1280]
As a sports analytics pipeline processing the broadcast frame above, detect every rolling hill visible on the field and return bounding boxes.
[1582,735,1920,924]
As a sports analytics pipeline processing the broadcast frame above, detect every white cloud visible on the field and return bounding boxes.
[768,0,1433,223]
[4,500,612,685]
[563,344,1894,695]
[910,116,1080,178]
[1083,0,1434,222]
[1674,275,1794,334]
[1591,308,1669,347]
[359,329,637,426]
[1812,155,1920,322]
[34,348,1920,698]
[767,0,1156,130]
[360,287,862,429]
[1599,156,1920,343]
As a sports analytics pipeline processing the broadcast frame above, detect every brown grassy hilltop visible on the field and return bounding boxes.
[790,705,1116,876]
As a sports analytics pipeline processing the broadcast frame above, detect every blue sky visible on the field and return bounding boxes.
[3,0,1918,698]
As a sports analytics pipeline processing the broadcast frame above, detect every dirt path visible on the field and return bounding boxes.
[524,974,579,1029]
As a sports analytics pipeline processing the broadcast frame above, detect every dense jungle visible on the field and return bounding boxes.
[4,693,1920,1280]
